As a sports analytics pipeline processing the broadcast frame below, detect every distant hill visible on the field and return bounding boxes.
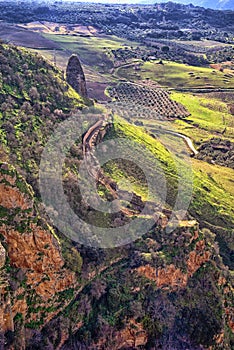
[9,0,233,11]
[77,0,234,10]
[139,0,234,10]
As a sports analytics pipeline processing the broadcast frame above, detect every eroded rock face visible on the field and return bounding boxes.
[0,163,76,346]
[136,229,212,291]
[66,54,87,98]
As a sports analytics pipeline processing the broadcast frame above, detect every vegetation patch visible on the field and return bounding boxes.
[117,61,234,89]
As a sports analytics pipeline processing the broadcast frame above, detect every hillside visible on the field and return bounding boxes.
[139,0,234,10]
[0,43,88,187]
[0,42,233,349]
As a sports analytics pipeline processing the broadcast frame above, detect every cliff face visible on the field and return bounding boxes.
[0,163,77,348]
[66,54,88,98]
[136,238,211,291]
[49,215,233,350]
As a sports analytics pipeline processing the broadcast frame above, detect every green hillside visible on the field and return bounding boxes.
[0,43,233,350]
[103,116,234,267]
[0,43,88,189]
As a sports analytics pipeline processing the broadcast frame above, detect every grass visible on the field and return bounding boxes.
[104,116,234,233]
[104,115,183,206]
[42,33,139,72]
[116,60,234,89]
[103,160,149,201]
[124,91,234,145]
[170,92,234,142]
[192,159,234,198]
[29,33,141,84]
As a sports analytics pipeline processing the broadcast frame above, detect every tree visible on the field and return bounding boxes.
[161,46,170,53]
[90,279,106,300]
[29,86,40,101]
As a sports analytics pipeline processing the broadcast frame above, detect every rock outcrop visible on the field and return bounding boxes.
[136,226,212,291]
[66,54,87,98]
[196,138,234,168]
[0,163,77,347]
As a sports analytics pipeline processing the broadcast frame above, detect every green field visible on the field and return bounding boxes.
[171,92,234,142]
[116,60,234,88]
[121,91,234,144]
[42,33,139,72]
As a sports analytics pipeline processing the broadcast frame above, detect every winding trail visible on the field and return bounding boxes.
[159,129,198,156]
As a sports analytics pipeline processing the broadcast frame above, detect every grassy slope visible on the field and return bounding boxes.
[104,115,179,203]
[107,116,233,224]
[42,33,139,71]
[117,60,234,88]
[0,43,88,192]
[104,115,234,266]
[171,92,234,142]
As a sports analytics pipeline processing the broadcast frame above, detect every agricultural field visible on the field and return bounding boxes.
[116,60,234,89]
[171,92,234,142]
[0,22,59,49]
[18,22,99,36]
[108,82,190,120]
[108,83,234,144]
[25,26,142,100]
[42,32,140,72]
[173,40,231,49]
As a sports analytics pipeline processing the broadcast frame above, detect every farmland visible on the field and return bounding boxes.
[171,92,234,142]
[116,60,234,89]
[22,25,143,100]
[173,40,231,49]
[108,82,190,120]
[42,32,140,72]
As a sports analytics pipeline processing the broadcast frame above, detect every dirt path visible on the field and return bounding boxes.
[161,129,198,155]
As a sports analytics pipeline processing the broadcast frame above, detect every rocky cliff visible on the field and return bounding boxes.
[66,54,88,98]
[0,163,78,348]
